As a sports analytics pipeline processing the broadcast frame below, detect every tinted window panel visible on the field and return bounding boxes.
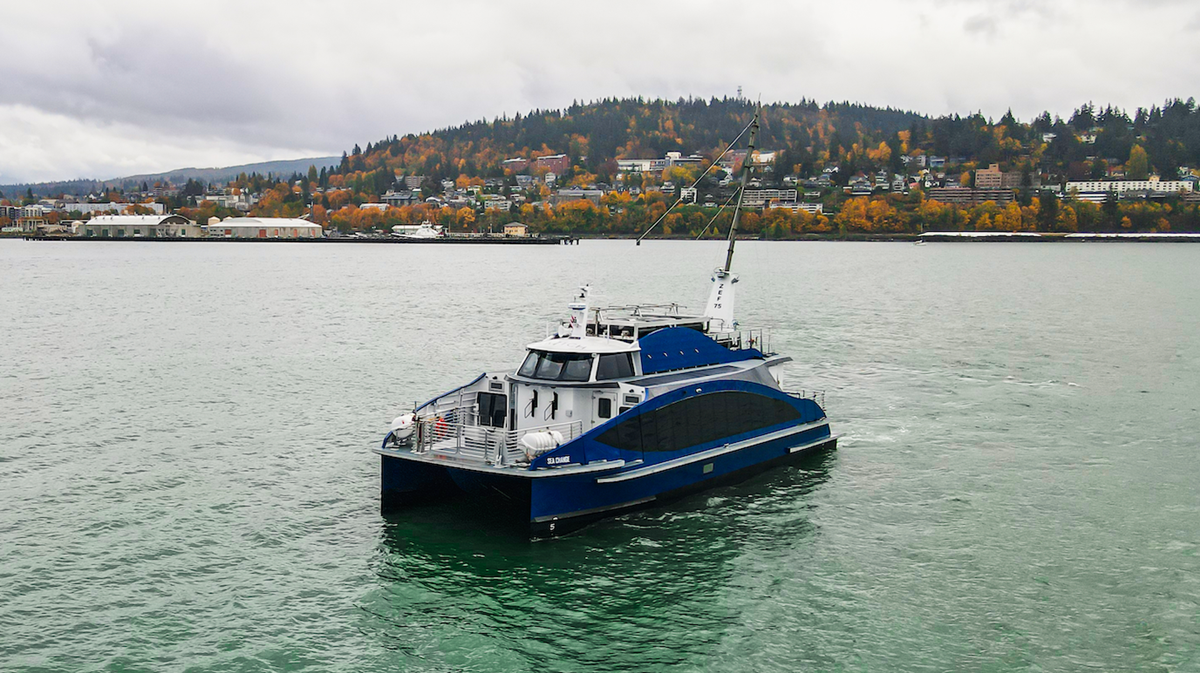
[598,397,612,419]
[518,352,539,377]
[477,392,507,428]
[617,410,640,448]
[563,357,593,381]
[596,353,635,380]
[596,391,801,452]
[520,350,594,382]
[534,355,565,379]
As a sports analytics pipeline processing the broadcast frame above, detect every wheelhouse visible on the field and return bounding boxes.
[516,335,641,384]
[507,334,645,438]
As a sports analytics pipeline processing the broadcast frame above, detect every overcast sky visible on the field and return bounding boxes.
[1,0,1197,184]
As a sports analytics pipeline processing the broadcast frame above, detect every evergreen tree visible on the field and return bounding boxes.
[1038,191,1059,231]
[1102,191,1120,229]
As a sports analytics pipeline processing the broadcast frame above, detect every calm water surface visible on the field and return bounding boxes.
[1,239,1198,672]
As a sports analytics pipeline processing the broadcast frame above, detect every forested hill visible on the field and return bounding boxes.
[284,95,1200,236]
[329,97,925,188]
[2,156,340,199]
[325,96,1200,195]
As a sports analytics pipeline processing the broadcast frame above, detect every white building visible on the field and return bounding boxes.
[752,150,777,166]
[195,193,256,210]
[481,195,513,212]
[617,158,660,173]
[617,152,705,174]
[1065,179,1193,195]
[769,202,824,214]
[67,202,165,216]
[205,217,323,239]
[741,189,798,208]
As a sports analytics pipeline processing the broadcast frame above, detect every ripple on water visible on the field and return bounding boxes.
[2,241,1200,671]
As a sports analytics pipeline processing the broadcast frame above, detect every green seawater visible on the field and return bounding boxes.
[1,239,1198,672]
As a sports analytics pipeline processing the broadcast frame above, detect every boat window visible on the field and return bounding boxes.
[477,392,507,428]
[596,391,802,453]
[597,397,612,419]
[596,352,636,380]
[518,352,539,377]
[518,350,593,382]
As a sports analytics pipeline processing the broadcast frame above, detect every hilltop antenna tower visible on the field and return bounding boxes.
[737,86,743,101]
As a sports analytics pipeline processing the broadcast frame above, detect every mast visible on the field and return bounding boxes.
[703,107,758,334]
[723,107,760,273]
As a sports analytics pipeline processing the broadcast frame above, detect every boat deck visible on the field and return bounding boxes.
[374,444,629,478]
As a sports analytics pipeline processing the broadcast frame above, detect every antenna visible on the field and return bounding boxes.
[737,86,743,100]
[634,116,755,245]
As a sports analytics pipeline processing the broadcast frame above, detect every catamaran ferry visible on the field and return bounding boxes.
[374,110,838,536]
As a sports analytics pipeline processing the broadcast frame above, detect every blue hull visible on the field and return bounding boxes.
[529,426,835,536]
[380,427,836,537]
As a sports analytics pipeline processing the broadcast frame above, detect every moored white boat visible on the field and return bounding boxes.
[391,221,443,239]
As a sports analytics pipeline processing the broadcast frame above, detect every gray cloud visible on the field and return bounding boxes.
[0,0,1198,183]
[964,15,999,37]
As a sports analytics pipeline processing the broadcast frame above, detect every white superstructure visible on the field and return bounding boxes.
[391,221,443,238]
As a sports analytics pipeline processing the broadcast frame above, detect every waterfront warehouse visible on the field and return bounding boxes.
[80,215,202,238]
[206,217,324,239]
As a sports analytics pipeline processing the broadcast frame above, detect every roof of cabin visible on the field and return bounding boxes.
[526,335,638,354]
[87,214,190,225]
[217,217,323,229]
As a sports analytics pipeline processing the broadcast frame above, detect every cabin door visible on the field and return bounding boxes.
[592,391,617,429]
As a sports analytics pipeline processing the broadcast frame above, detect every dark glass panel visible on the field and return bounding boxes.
[477,392,507,428]
[596,352,635,380]
[520,350,595,382]
[596,391,802,452]
[562,356,593,381]
[518,352,539,377]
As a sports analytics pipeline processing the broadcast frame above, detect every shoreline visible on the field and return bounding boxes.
[10,233,1200,244]
[14,234,579,245]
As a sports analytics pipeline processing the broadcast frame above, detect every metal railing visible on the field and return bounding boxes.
[713,327,772,355]
[786,389,826,409]
[414,409,585,466]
